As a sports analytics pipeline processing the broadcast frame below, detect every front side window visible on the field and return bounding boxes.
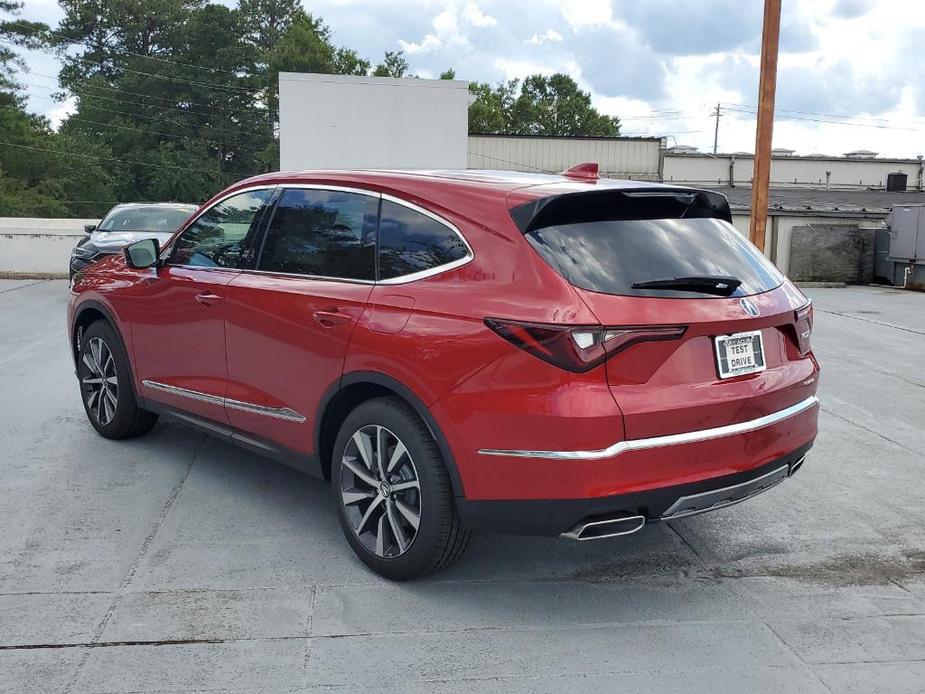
[257,188,377,280]
[169,189,271,269]
[378,199,469,280]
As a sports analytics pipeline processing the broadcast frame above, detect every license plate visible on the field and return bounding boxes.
[714,330,766,379]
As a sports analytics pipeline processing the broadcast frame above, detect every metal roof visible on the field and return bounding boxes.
[709,186,925,215]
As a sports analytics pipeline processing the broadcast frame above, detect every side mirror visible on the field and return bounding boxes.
[84,224,97,234]
[124,238,160,269]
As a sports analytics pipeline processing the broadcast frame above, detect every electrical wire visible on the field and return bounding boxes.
[0,140,245,177]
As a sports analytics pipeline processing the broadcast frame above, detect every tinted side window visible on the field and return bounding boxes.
[378,200,468,280]
[170,190,271,269]
[257,188,377,280]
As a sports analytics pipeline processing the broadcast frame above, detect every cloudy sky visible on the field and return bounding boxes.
[15,0,925,157]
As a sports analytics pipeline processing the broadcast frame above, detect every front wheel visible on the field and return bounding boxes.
[331,397,470,580]
[77,319,158,439]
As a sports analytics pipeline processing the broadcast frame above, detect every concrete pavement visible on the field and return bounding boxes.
[1,280,923,693]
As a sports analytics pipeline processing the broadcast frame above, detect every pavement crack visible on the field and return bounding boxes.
[0,637,225,651]
[119,434,206,590]
[814,308,925,336]
[0,279,50,294]
[820,407,923,457]
[665,520,709,566]
[62,435,206,693]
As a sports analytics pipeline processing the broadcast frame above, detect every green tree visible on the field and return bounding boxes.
[53,0,204,89]
[373,50,410,78]
[469,74,621,137]
[468,79,517,134]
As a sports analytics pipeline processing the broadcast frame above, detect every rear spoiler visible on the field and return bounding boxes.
[509,187,732,233]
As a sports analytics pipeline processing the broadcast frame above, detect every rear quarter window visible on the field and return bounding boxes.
[378,200,469,280]
[525,217,785,298]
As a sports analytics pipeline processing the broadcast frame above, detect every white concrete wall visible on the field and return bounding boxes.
[279,73,469,170]
[467,135,663,180]
[0,217,95,275]
[665,153,925,190]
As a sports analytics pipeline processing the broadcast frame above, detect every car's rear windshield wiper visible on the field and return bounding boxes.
[631,276,742,296]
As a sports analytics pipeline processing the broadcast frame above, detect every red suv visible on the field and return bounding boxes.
[68,168,819,579]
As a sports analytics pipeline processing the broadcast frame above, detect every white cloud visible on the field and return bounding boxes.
[46,96,76,130]
[527,29,563,45]
[559,0,618,30]
[461,2,497,27]
[399,3,496,55]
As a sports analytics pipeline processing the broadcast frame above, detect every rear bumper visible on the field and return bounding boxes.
[452,394,819,500]
[457,442,812,537]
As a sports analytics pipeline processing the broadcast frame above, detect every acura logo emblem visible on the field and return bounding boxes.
[740,298,760,317]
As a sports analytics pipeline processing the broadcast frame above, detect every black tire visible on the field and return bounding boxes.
[77,319,158,439]
[331,396,470,580]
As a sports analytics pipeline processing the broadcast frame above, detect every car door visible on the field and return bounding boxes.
[223,185,379,454]
[124,187,274,423]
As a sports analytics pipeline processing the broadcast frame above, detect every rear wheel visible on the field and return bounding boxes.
[331,396,470,580]
[78,320,158,439]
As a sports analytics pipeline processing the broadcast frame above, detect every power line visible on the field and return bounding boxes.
[23,68,273,126]
[24,90,270,140]
[0,37,258,95]
[4,21,252,79]
[0,103,193,140]
[0,140,243,177]
[20,76,272,136]
[722,102,925,132]
[722,101,925,125]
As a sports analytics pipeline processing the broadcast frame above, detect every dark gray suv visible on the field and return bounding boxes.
[70,203,197,278]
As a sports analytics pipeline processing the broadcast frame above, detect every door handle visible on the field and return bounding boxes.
[195,291,222,307]
[313,310,352,328]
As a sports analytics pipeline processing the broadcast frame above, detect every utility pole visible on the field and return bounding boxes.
[749,0,781,254]
[712,103,721,155]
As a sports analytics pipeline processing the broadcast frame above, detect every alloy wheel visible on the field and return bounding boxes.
[340,424,421,558]
[81,337,119,426]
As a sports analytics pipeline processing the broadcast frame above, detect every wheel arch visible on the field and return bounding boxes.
[316,371,466,498]
[71,300,121,365]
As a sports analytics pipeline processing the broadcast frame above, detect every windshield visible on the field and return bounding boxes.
[525,217,785,298]
[98,206,196,233]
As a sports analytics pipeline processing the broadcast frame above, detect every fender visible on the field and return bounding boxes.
[69,297,148,405]
[70,298,123,365]
[316,370,467,498]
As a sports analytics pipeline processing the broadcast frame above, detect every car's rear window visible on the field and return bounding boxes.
[525,217,785,298]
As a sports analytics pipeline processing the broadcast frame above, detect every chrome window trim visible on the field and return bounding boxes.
[477,395,820,460]
[236,268,375,285]
[160,183,474,284]
[142,380,306,423]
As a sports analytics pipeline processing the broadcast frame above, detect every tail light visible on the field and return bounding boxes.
[485,318,687,373]
[794,302,813,355]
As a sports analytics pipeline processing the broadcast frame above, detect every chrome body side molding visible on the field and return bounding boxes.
[141,380,306,423]
[477,395,819,460]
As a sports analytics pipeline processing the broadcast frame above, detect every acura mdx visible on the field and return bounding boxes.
[67,167,819,579]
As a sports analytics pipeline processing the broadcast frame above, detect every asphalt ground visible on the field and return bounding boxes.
[1,280,923,693]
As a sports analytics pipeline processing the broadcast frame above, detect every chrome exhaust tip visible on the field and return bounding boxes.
[561,514,646,541]
[788,455,805,477]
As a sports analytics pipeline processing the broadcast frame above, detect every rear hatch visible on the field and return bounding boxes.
[515,187,816,439]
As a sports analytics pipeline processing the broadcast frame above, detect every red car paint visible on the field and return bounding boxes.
[68,169,819,519]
